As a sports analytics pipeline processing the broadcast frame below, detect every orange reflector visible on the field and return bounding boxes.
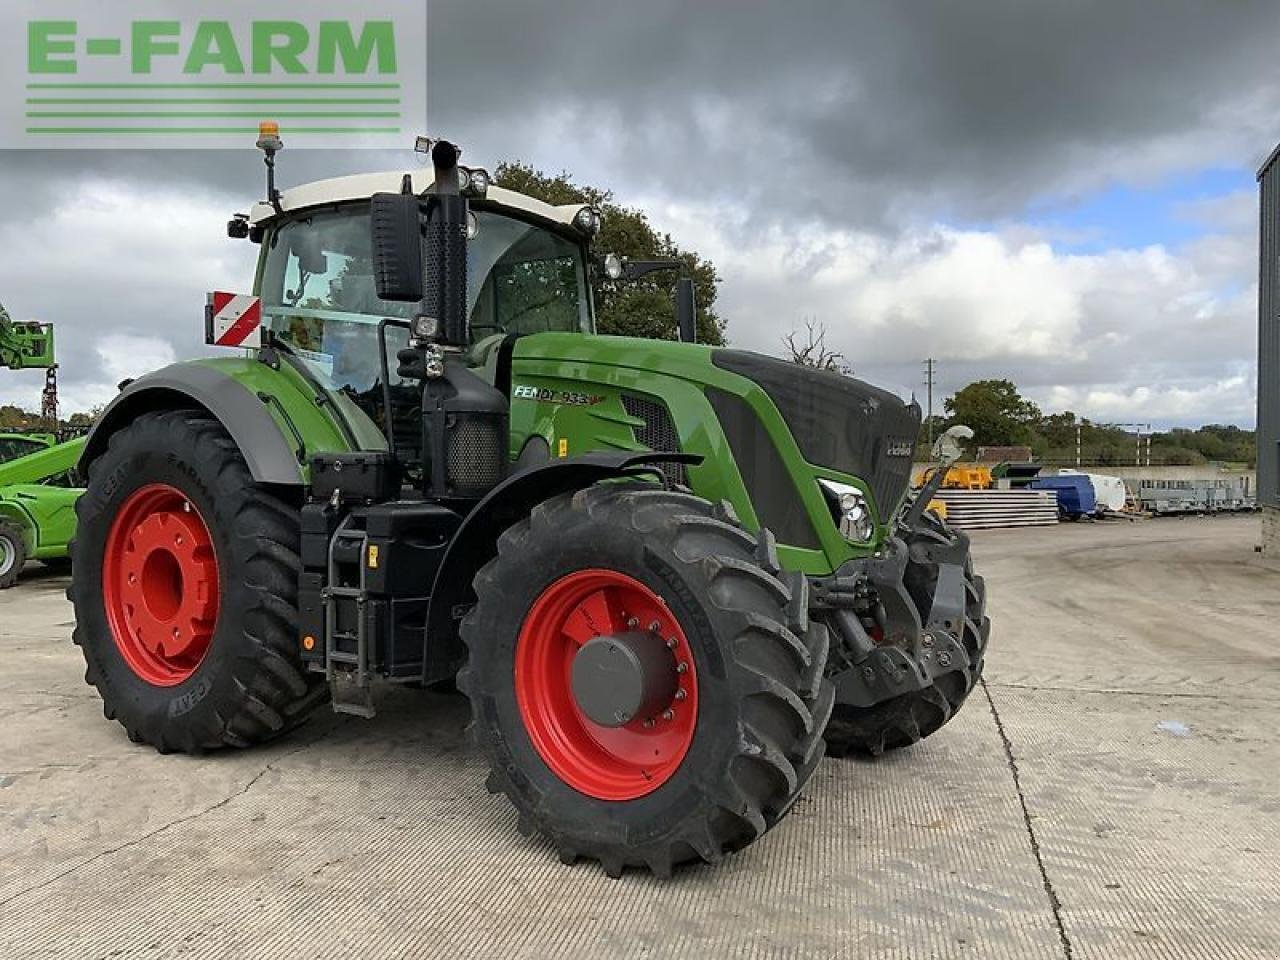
[302,635,316,651]
[259,120,280,138]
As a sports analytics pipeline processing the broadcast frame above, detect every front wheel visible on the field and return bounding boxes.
[460,484,834,877]
[70,410,325,752]
[824,513,990,756]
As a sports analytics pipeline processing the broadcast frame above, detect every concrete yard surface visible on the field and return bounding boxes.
[0,515,1276,959]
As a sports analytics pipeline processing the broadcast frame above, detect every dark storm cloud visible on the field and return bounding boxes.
[6,1,1277,222]
[427,0,1280,225]
[1,0,1274,425]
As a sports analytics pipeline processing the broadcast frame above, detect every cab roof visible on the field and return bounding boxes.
[248,170,590,229]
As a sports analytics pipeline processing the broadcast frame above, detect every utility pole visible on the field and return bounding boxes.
[923,358,936,448]
[1075,419,1082,468]
[1113,423,1152,468]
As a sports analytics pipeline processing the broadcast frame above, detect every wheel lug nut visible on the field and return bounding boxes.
[666,637,678,649]
[626,617,639,629]
[643,718,655,728]
[676,662,688,674]
[662,709,675,721]
[648,620,661,633]
[675,689,687,701]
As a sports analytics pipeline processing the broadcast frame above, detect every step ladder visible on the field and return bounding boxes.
[323,517,376,718]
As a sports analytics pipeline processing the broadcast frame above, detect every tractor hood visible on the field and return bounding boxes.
[511,333,922,540]
[709,350,923,526]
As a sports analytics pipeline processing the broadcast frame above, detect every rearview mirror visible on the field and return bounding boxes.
[370,191,423,302]
[676,277,697,344]
[932,425,974,467]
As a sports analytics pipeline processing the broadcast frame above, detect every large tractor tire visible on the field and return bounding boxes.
[0,518,26,589]
[460,483,835,877]
[824,512,990,757]
[70,410,326,753]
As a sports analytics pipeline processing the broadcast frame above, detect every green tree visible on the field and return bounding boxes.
[0,404,36,430]
[943,379,1042,447]
[494,162,726,345]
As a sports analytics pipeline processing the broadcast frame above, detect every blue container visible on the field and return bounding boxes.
[1030,475,1097,518]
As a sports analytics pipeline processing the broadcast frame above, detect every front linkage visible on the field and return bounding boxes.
[812,507,990,756]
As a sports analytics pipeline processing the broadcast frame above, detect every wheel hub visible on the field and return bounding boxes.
[514,569,699,800]
[571,631,678,728]
[0,535,14,578]
[103,485,220,686]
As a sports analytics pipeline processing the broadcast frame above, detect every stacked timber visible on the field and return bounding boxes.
[932,489,1059,529]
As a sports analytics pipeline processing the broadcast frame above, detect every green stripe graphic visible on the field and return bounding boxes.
[26,127,402,134]
[27,82,401,90]
[27,112,400,118]
[28,98,400,104]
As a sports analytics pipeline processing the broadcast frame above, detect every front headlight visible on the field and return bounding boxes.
[817,479,875,542]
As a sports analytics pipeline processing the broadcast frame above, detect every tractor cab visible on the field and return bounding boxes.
[245,168,600,398]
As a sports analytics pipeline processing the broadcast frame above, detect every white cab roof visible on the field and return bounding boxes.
[248,170,588,228]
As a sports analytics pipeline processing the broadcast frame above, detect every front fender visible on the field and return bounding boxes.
[0,496,36,552]
[423,451,700,681]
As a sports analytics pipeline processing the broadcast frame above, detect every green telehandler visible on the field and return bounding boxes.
[0,305,83,588]
[69,129,990,876]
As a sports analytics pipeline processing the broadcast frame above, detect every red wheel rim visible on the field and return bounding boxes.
[103,484,220,687]
[515,569,699,801]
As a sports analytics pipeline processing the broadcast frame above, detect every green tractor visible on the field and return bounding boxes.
[70,132,989,876]
[0,307,82,588]
[0,436,83,588]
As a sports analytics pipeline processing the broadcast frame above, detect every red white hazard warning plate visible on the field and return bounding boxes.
[205,292,262,348]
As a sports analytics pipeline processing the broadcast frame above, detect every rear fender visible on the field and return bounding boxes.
[423,451,700,682]
[81,361,330,486]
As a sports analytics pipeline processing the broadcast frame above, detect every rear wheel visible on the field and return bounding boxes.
[0,519,26,589]
[70,410,325,752]
[460,483,834,877]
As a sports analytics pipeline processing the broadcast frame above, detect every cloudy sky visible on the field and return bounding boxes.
[0,0,1274,427]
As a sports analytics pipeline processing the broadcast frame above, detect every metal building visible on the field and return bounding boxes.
[1258,144,1280,555]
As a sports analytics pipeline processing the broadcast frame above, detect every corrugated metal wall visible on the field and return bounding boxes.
[1258,147,1280,510]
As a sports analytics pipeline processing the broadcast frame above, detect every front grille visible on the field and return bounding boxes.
[621,394,686,486]
[712,350,921,523]
[707,389,821,548]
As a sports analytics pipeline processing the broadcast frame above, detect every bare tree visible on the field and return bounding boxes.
[782,318,850,374]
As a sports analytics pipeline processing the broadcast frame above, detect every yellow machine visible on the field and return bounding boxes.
[914,464,993,491]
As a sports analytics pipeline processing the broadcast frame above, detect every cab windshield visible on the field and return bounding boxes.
[258,204,592,393]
